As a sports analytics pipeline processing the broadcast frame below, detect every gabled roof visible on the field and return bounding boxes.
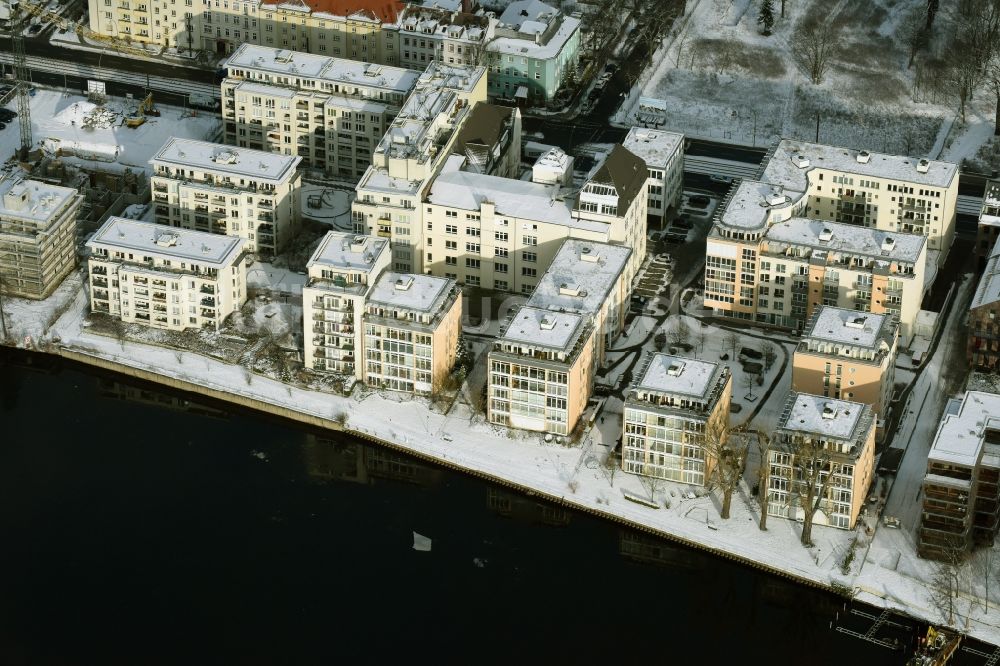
[587,144,647,214]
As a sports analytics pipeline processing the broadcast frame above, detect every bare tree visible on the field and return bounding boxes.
[602,450,619,487]
[742,371,759,400]
[932,0,1000,122]
[972,547,997,613]
[790,13,841,84]
[667,318,691,347]
[694,326,708,353]
[930,537,967,625]
[722,331,739,358]
[753,429,773,530]
[899,5,929,69]
[639,468,663,503]
[785,433,840,546]
[703,419,749,519]
[989,53,1000,135]
[762,342,777,372]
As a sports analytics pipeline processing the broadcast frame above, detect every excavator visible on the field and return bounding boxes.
[125,92,159,128]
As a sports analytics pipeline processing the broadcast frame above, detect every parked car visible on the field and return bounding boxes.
[672,217,692,230]
[709,175,733,185]
[688,194,710,206]
[0,109,17,122]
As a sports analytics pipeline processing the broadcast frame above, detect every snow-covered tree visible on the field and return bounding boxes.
[758,0,775,35]
[704,420,749,520]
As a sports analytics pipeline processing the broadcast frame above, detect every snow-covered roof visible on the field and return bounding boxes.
[307,231,388,272]
[233,80,296,99]
[802,306,895,350]
[358,166,423,195]
[225,43,418,93]
[622,127,684,170]
[416,61,486,95]
[526,240,630,315]
[923,473,973,492]
[88,217,245,268]
[926,391,1000,468]
[717,179,799,231]
[427,170,606,233]
[778,393,872,443]
[368,271,453,313]
[151,138,300,183]
[761,139,958,191]
[499,305,586,351]
[764,218,926,265]
[971,236,1000,310]
[635,353,725,401]
[0,172,79,226]
[489,13,579,61]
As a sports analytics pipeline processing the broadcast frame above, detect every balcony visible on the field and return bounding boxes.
[91,265,108,276]
[200,285,216,295]
[153,183,167,193]
[200,309,217,318]
[92,276,108,288]
[377,227,391,238]
[201,297,216,308]
[152,291,167,302]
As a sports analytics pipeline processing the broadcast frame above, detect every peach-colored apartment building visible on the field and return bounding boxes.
[792,306,898,420]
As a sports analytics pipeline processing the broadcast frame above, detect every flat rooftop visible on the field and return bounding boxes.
[151,138,300,183]
[493,5,579,61]
[499,305,585,351]
[717,179,799,231]
[927,391,1000,467]
[416,61,486,95]
[527,240,630,315]
[428,170,606,233]
[764,217,926,264]
[88,216,244,267]
[368,271,453,313]
[622,127,684,168]
[0,172,79,226]
[307,231,388,272]
[225,44,419,93]
[778,393,871,442]
[972,236,1000,309]
[635,353,725,400]
[803,306,894,349]
[762,139,959,192]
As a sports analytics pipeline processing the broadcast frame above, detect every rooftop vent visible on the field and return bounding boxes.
[767,187,785,206]
[667,360,685,377]
[818,228,833,242]
[539,315,556,330]
[917,158,930,173]
[559,283,581,297]
[793,154,810,168]
[845,315,867,330]
[856,150,871,164]
[394,276,415,291]
[211,150,238,165]
[822,402,839,419]
[155,232,178,247]
[881,237,895,252]
[350,236,367,253]
[580,247,600,263]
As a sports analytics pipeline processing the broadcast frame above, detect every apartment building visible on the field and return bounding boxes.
[705,208,927,342]
[758,140,958,263]
[487,0,581,104]
[150,137,301,258]
[622,127,684,226]
[0,173,83,300]
[423,143,647,294]
[487,239,631,435]
[221,44,420,178]
[303,230,461,394]
[968,237,1000,372]
[303,231,390,377]
[977,179,1000,271]
[395,4,494,70]
[792,306,898,419]
[766,393,876,531]
[622,353,732,486]
[363,270,461,393]
[451,102,522,178]
[86,217,248,331]
[351,63,488,273]
[918,391,1000,560]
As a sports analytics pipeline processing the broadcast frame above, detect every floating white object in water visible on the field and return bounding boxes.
[473,558,487,568]
[412,532,432,552]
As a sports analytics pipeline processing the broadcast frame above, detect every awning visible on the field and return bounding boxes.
[514,85,528,100]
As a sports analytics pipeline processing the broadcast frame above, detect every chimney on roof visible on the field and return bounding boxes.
[856,150,871,164]
[822,402,839,419]
[917,158,930,174]
[881,237,895,252]
[667,360,685,377]
[539,314,556,330]
[394,276,415,291]
[818,228,833,242]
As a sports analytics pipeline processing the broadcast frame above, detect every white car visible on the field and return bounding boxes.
[709,175,733,185]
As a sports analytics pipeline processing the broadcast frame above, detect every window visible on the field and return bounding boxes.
[466,258,480,269]
[522,251,537,263]
[466,242,480,253]
[495,262,508,274]
[495,231,508,242]
[466,227,480,237]
[445,224,457,234]
[445,240,457,250]
[445,256,457,265]
[521,267,536,277]
[523,235,537,246]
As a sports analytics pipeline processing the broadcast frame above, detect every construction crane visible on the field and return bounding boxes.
[9,6,32,160]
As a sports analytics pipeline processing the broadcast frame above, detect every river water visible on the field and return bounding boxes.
[0,350,973,665]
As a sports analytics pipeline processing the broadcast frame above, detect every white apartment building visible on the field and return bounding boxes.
[767,393,876,530]
[221,44,420,179]
[422,144,648,294]
[150,137,302,258]
[622,127,684,226]
[304,231,390,377]
[303,230,461,395]
[759,140,958,263]
[87,217,248,331]
[363,270,461,393]
[488,239,632,435]
[0,173,83,300]
[352,63,488,273]
[395,5,494,70]
[622,353,732,486]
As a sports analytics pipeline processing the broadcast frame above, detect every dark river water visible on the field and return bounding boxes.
[0,350,988,665]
